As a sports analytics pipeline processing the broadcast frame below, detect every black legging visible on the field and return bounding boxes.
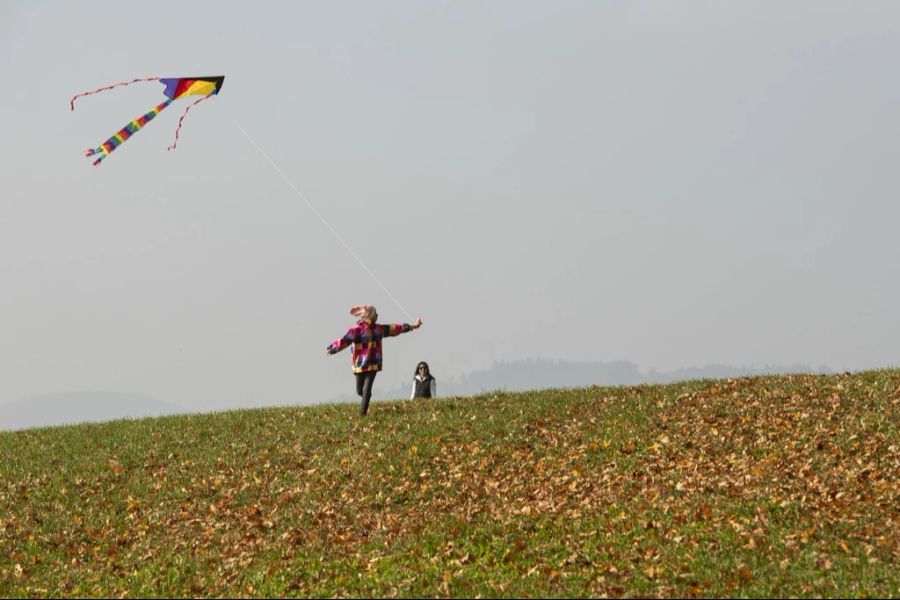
[355,371,377,416]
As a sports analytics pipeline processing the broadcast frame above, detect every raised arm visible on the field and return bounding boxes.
[325,326,360,355]
[383,317,423,338]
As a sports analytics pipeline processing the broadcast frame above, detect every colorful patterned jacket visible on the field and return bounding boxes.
[327,321,414,373]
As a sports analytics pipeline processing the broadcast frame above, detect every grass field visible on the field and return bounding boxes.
[1,370,898,597]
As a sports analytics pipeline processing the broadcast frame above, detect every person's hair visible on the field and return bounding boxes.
[414,361,430,376]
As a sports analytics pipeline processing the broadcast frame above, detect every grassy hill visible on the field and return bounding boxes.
[1,370,898,597]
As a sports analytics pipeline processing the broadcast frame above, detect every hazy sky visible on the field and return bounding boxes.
[2,1,898,413]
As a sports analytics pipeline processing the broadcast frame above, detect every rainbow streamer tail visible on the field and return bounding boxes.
[84,98,173,166]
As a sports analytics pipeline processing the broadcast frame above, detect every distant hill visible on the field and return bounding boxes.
[360,358,833,401]
[0,391,184,431]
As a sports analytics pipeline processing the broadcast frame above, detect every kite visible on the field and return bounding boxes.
[70,76,225,166]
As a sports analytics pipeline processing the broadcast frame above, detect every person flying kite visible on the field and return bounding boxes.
[70,76,225,166]
[326,304,423,416]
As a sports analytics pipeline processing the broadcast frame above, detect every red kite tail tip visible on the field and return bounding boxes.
[92,157,104,167]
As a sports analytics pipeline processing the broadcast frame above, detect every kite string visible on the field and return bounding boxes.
[69,76,159,111]
[168,94,213,150]
[233,121,414,321]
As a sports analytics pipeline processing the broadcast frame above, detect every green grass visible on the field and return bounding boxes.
[2,370,898,597]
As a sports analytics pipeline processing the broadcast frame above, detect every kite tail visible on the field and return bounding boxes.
[85,98,174,166]
[83,147,106,167]
[168,94,214,150]
[87,152,106,166]
[69,76,159,111]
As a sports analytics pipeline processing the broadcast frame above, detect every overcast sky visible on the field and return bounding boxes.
[1,1,898,414]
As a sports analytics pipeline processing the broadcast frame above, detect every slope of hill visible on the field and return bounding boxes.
[1,371,897,597]
[358,358,833,402]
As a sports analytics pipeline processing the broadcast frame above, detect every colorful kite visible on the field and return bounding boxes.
[70,76,225,166]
